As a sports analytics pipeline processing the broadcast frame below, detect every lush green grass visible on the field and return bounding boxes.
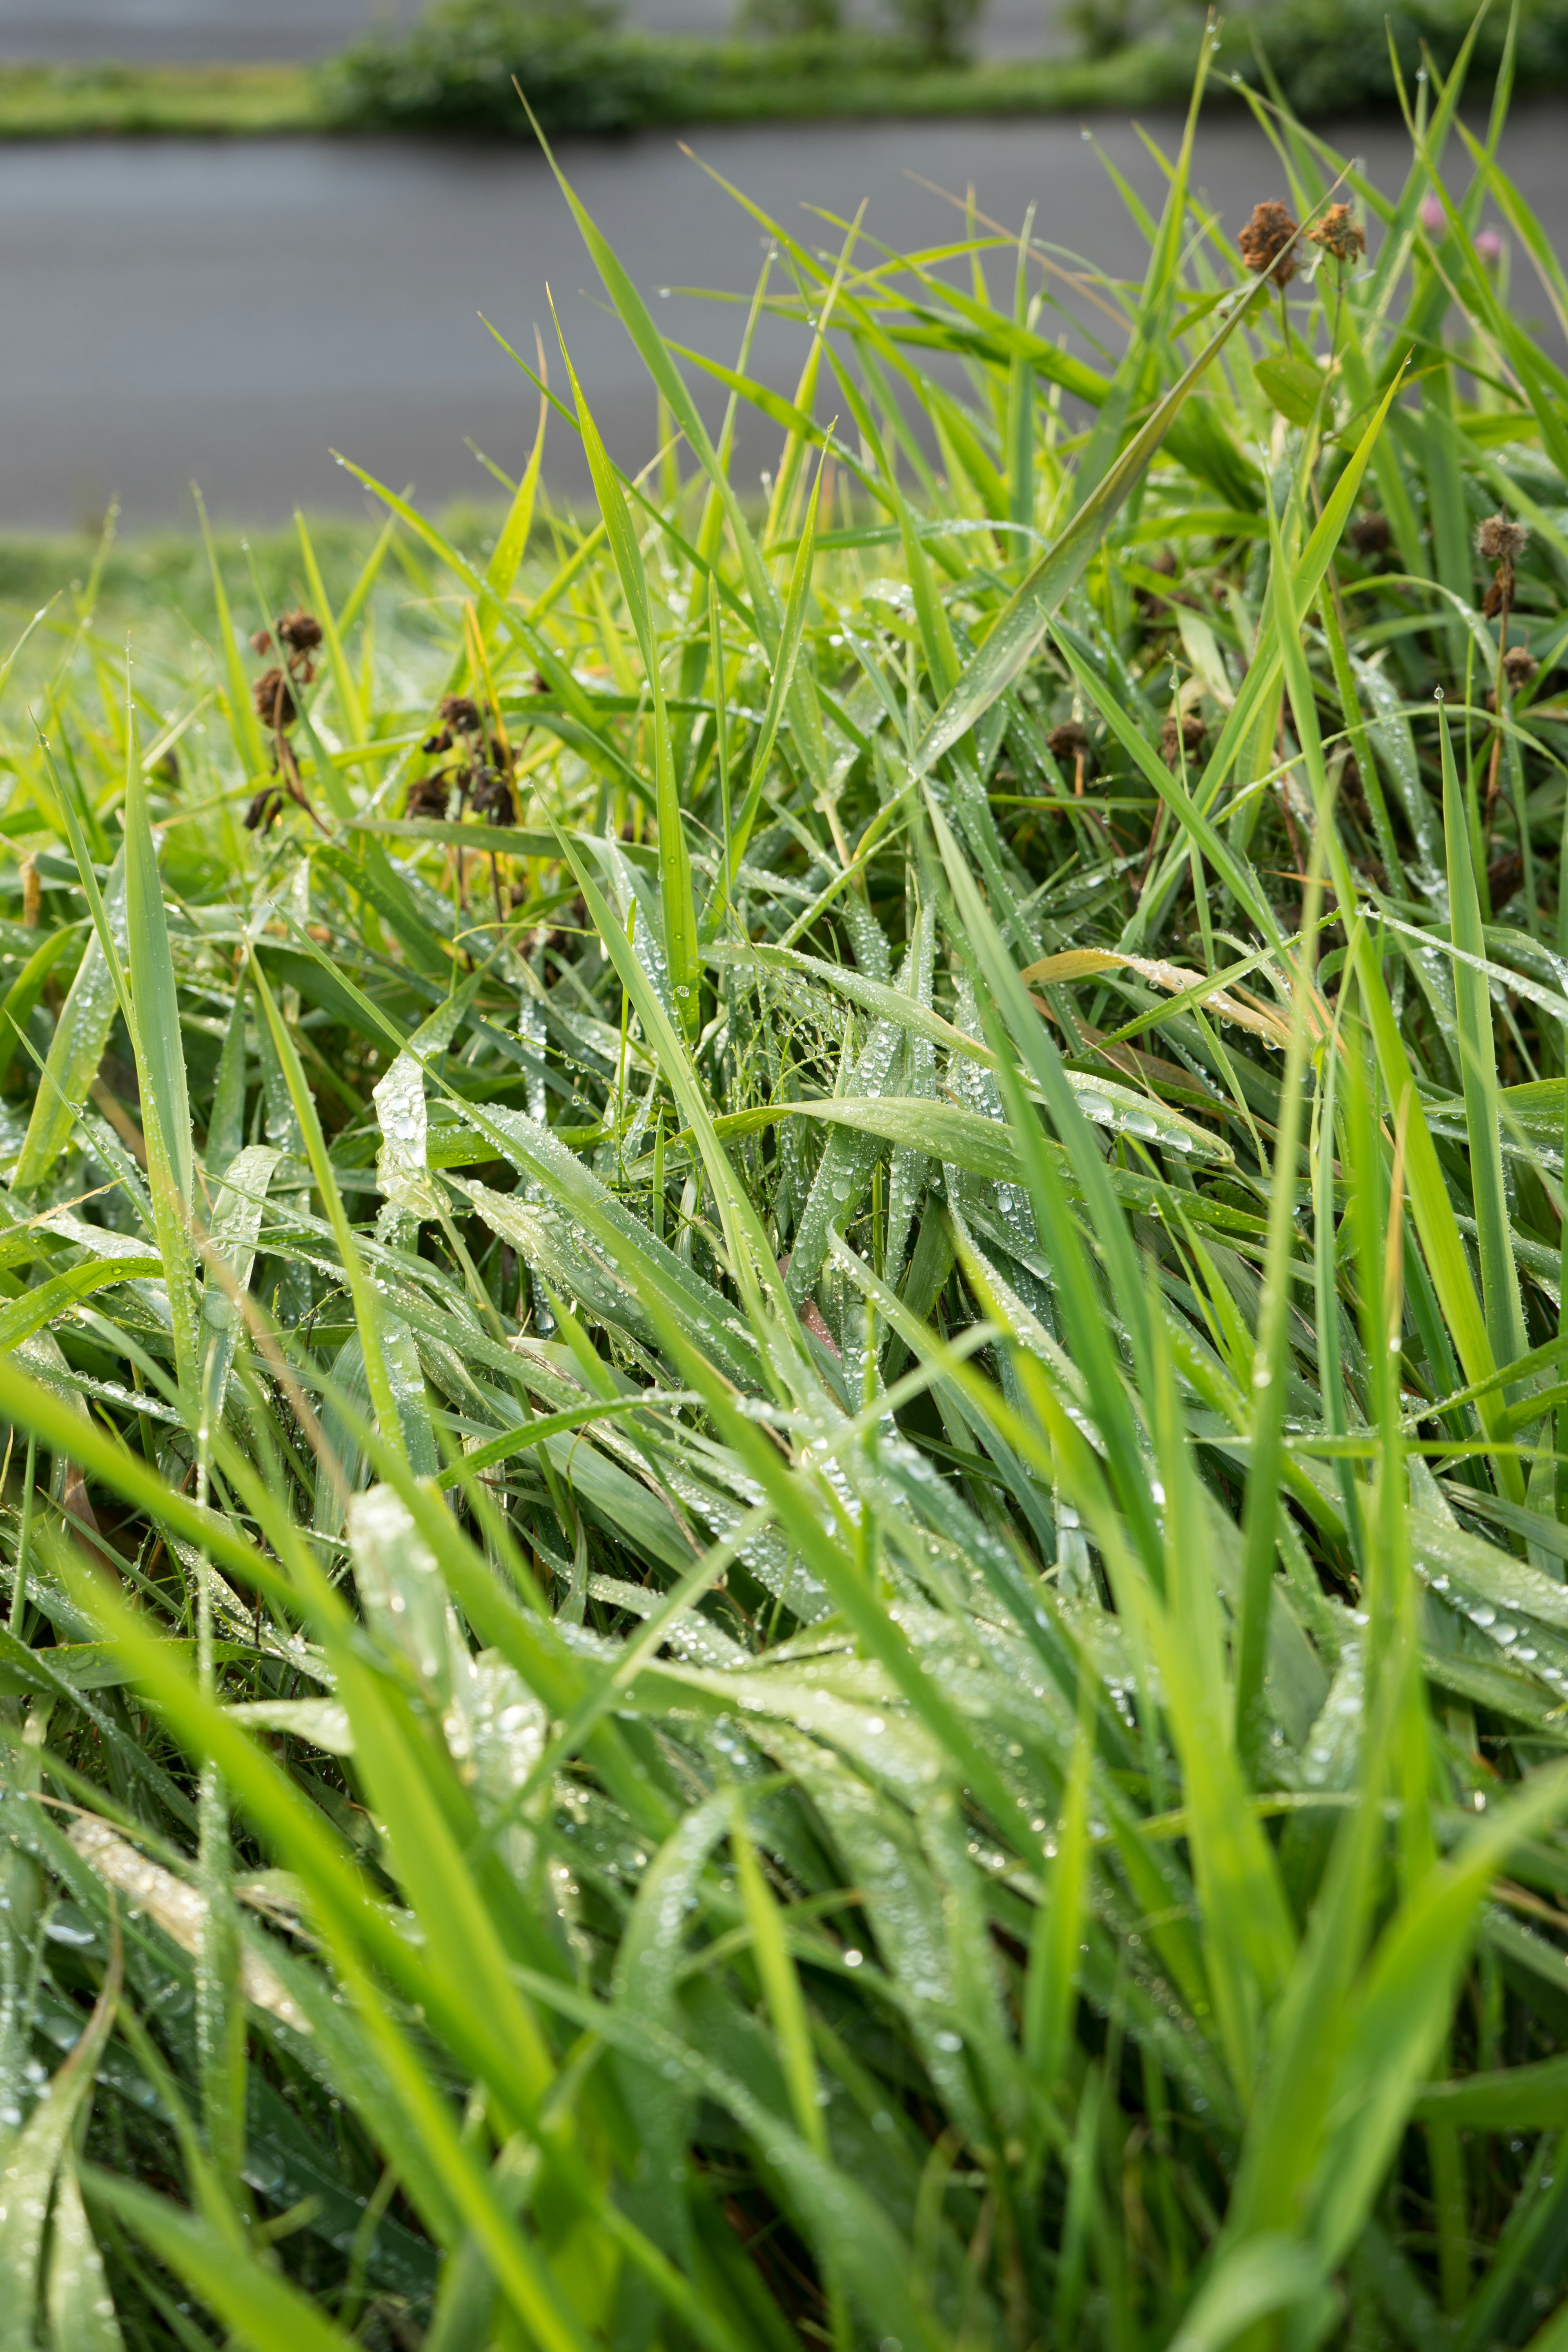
[0,43,1179,141]
[0,514,503,659]
[0,62,329,138]
[11,19,1568,2352]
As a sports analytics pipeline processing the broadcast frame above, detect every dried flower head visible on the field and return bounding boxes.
[244,786,282,832]
[252,668,297,731]
[1307,203,1365,264]
[1348,512,1391,557]
[439,695,484,737]
[1479,513,1529,618]
[1477,514,1528,564]
[470,769,517,826]
[1487,645,1540,709]
[1161,711,1206,770]
[276,609,323,656]
[1046,720,1089,764]
[1238,200,1300,286]
[405,775,452,822]
[249,627,274,657]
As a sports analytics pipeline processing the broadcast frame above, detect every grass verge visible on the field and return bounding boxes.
[8,0,1568,138]
[0,45,1192,141]
[8,16,1568,2352]
[0,62,330,138]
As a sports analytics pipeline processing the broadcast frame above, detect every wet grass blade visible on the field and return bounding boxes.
[914,268,1272,775]
[554,318,699,1036]
[1439,692,1530,1382]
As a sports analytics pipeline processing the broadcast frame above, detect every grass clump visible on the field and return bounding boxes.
[0,61,327,138]
[319,9,931,139]
[11,20,1568,2350]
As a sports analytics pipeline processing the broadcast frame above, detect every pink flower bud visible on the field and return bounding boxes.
[1475,229,1503,264]
[1419,193,1444,233]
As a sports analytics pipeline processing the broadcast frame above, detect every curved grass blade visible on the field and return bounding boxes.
[914,267,1273,776]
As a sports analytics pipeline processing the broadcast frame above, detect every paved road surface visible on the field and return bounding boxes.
[2,107,1561,532]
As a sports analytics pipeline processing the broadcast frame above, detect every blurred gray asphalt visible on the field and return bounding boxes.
[0,2,427,63]
[2,15,1564,531]
[0,0,1065,60]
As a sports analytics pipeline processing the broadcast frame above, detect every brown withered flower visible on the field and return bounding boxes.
[1487,645,1539,709]
[1307,203,1365,264]
[1238,200,1300,287]
[1478,514,1528,564]
[470,768,517,826]
[1161,711,1206,769]
[1045,718,1093,797]
[250,626,274,657]
[244,786,283,833]
[276,609,323,657]
[405,775,452,822]
[439,695,485,737]
[1478,513,1529,619]
[252,667,298,731]
[1348,512,1391,557]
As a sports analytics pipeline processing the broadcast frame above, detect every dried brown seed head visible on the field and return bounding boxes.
[249,627,274,657]
[276,609,323,655]
[1046,720,1089,763]
[252,668,297,730]
[1477,514,1528,564]
[1348,512,1390,556]
[439,695,484,736]
[1488,645,1541,707]
[470,770,517,826]
[1160,711,1206,769]
[405,775,452,822]
[1306,203,1365,263]
[1238,200,1300,286]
